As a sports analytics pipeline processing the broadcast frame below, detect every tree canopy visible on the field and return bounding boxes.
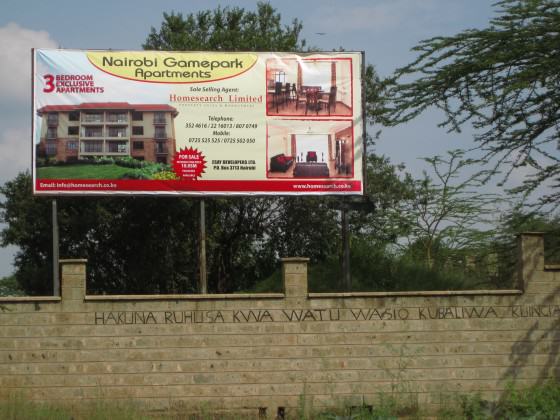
[143,2,305,51]
[401,150,501,269]
[386,0,560,208]
[0,3,394,295]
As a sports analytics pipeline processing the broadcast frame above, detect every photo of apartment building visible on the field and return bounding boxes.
[36,102,178,164]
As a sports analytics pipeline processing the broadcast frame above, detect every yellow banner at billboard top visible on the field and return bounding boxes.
[87,51,258,83]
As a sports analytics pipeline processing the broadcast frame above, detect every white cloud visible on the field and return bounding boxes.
[0,23,57,183]
[0,127,30,182]
[0,22,57,102]
[0,23,52,277]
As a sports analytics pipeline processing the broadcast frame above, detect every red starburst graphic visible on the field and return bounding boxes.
[172,147,207,180]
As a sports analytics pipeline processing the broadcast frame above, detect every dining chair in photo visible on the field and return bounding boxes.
[284,83,292,104]
[306,89,319,115]
[318,86,337,115]
[295,87,307,113]
[290,83,297,102]
[273,82,284,112]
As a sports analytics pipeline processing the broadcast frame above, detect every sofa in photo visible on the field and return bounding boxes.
[269,154,294,172]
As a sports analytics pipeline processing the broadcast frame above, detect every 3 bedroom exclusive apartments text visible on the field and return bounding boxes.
[36,102,178,164]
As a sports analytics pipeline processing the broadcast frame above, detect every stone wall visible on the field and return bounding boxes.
[0,233,558,416]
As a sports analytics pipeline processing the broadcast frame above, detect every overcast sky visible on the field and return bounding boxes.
[0,0,505,277]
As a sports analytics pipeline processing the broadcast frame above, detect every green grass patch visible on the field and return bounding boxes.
[1,381,559,419]
[0,394,152,420]
[36,164,135,180]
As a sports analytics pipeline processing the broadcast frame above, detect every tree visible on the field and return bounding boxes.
[143,3,305,51]
[0,275,23,297]
[204,198,279,293]
[344,154,415,290]
[2,3,415,295]
[143,2,310,293]
[401,150,501,269]
[143,3,425,292]
[0,3,322,295]
[351,153,414,243]
[1,173,53,294]
[386,0,560,209]
[0,173,202,294]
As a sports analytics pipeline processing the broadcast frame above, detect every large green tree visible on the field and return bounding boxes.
[386,0,560,209]
[0,3,343,295]
[1,3,417,295]
[142,2,310,293]
[0,173,201,295]
[143,3,305,51]
[141,3,406,293]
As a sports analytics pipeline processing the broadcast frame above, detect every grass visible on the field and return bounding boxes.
[36,164,136,180]
[0,394,153,420]
[1,381,560,419]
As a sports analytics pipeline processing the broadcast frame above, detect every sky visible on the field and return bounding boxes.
[0,0,506,277]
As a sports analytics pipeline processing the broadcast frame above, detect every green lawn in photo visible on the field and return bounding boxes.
[36,164,135,180]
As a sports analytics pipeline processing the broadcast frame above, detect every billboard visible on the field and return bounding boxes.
[32,49,364,195]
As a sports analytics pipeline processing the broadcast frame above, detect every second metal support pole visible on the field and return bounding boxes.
[341,205,351,290]
[199,199,207,294]
[52,200,60,296]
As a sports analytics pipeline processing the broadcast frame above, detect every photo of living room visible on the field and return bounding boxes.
[266,57,353,117]
[267,120,354,178]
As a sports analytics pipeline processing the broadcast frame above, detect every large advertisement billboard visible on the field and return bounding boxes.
[32,49,364,195]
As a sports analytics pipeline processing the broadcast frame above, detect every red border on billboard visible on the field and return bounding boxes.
[35,179,362,193]
[33,50,364,196]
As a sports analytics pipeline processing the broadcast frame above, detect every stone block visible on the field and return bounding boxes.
[60,260,87,276]
[61,286,85,301]
[518,233,545,289]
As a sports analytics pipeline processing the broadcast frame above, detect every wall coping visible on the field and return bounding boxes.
[281,257,310,263]
[308,289,523,298]
[60,259,88,263]
[545,264,560,271]
[0,296,62,303]
[85,293,285,301]
[0,289,525,302]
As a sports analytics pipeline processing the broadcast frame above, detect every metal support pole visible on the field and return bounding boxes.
[52,200,60,296]
[199,199,207,294]
[341,205,351,290]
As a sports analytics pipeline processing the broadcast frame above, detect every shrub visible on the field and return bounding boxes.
[119,172,151,180]
[114,156,164,170]
[93,156,115,165]
[152,171,179,180]
[498,380,560,419]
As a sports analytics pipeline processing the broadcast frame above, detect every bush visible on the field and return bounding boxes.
[152,171,178,180]
[93,157,115,165]
[119,172,151,180]
[498,381,560,419]
[114,157,173,179]
[115,156,147,169]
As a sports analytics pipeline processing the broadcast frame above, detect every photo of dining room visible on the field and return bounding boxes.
[267,120,354,178]
[266,58,353,117]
